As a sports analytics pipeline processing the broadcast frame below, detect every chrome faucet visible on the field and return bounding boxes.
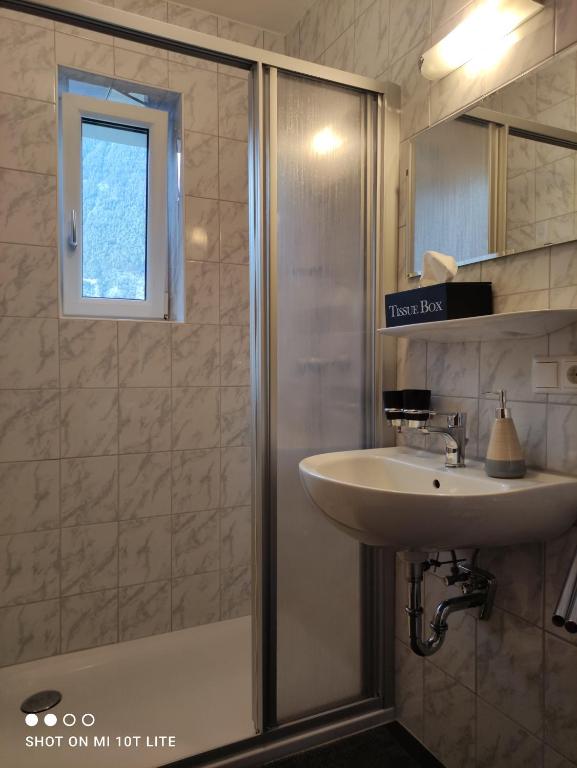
[403,412,467,467]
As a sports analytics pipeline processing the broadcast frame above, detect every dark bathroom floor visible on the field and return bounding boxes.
[265,723,444,768]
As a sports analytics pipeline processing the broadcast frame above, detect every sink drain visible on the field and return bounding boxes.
[21,690,62,714]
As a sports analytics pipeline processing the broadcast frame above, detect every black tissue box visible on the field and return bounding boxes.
[385,282,492,328]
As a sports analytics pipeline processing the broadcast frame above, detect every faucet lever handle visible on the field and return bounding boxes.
[430,411,466,428]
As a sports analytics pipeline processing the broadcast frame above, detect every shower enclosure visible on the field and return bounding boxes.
[0,0,399,765]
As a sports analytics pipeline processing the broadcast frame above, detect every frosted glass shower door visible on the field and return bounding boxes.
[273,72,371,722]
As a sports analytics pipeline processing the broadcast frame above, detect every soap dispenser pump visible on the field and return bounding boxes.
[485,390,526,479]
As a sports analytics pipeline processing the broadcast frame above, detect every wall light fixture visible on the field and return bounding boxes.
[418,0,545,81]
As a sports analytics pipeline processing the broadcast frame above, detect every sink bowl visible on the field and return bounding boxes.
[299,447,577,550]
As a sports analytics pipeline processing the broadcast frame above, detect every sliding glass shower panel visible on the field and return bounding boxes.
[274,72,368,721]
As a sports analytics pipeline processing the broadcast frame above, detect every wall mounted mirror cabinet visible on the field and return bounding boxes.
[407,45,577,276]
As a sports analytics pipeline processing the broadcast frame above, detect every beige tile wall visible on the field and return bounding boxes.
[0,0,278,666]
[285,0,577,765]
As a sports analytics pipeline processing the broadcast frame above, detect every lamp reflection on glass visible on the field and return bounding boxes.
[419,0,544,81]
[311,126,343,155]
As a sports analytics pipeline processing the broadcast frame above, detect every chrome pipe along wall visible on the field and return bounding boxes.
[553,545,577,634]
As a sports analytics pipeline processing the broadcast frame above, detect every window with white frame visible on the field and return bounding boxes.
[60,92,169,319]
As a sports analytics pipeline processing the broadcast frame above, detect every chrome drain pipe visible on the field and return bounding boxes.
[404,556,496,658]
[553,546,577,634]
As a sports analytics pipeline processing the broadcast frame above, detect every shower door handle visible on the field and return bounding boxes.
[69,209,78,250]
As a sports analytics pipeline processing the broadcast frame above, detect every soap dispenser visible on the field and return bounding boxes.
[485,390,526,479]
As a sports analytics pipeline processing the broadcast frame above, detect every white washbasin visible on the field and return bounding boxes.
[299,447,577,550]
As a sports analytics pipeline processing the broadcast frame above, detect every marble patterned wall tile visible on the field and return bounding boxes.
[477,608,543,735]
[477,698,543,768]
[480,336,548,403]
[431,0,473,30]
[550,286,577,310]
[220,506,251,569]
[395,639,424,739]
[119,517,171,586]
[0,390,59,462]
[545,633,577,763]
[0,244,58,318]
[221,563,251,619]
[115,0,167,20]
[545,747,576,768]
[61,456,118,527]
[172,509,219,576]
[185,197,220,262]
[423,661,475,768]
[0,169,57,246]
[183,130,219,198]
[479,399,547,469]
[0,8,55,29]
[427,341,479,398]
[0,460,59,535]
[0,317,58,389]
[220,386,250,447]
[119,580,170,641]
[172,571,220,629]
[61,522,118,595]
[172,387,219,450]
[481,249,550,295]
[299,0,326,62]
[219,139,248,203]
[479,544,543,626]
[390,41,431,140]
[0,18,55,103]
[220,264,249,325]
[119,452,171,519]
[551,240,577,288]
[119,388,171,453]
[61,588,118,652]
[322,26,355,73]
[0,598,59,666]
[169,62,218,134]
[220,326,250,386]
[219,201,249,265]
[493,290,549,313]
[389,0,430,65]
[353,0,389,79]
[217,17,263,47]
[536,156,575,222]
[118,321,171,387]
[172,323,219,386]
[263,31,286,54]
[55,31,114,76]
[185,261,219,324]
[59,320,118,388]
[60,388,118,458]
[323,0,355,49]
[218,74,248,142]
[0,530,59,606]
[285,22,300,59]
[0,94,56,175]
[55,21,113,46]
[114,48,169,87]
[220,446,251,508]
[171,449,219,514]
[167,2,217,36]
[547,404,577,473]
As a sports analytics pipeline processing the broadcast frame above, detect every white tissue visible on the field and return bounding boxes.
[420,251,458,287]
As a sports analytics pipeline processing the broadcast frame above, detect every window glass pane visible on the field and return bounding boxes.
[81,119,148,300]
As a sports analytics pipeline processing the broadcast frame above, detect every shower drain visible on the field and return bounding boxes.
[20,690,62,714]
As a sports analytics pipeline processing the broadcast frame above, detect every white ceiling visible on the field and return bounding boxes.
[175,0,315,33]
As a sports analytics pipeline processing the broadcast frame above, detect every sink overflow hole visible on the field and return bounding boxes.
[433,479,441,489]
[21,690,62,714]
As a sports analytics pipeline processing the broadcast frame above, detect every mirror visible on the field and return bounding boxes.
[408,45,577,275]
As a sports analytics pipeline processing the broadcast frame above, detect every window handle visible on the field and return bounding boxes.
[69,209,78,249]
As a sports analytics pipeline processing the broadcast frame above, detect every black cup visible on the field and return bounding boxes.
[402,389,431,423]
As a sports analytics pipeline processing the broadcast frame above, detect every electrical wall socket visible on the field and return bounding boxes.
[533,356,577,393]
